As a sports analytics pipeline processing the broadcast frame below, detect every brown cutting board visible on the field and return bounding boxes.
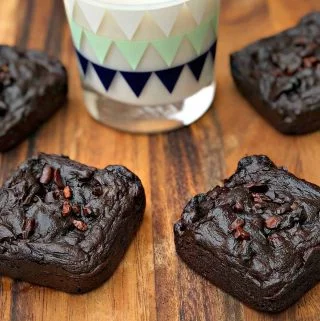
[0,0,319,320]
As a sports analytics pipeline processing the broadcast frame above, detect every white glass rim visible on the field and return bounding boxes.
[77,0,189,11]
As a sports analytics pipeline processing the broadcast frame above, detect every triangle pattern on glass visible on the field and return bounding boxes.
[76,50,89,75]
[212,13,219,36]
[187,21,210,54]
[152,35,183,66]
[110,10,144,40]
[120,71,152,97]
[149,4,182,37]
[210,41,217,60]
[92,63,117,91]
[187,0,207,25]
[84,31,112,63]
[155,65,184,93]
[70,20,83,49]
[84,63,107,95]
[64,0,75,19]
[77,0,105,33]
[188,51,208,81]
[115,40,149,70]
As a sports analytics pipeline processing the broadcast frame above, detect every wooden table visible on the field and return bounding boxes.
[0,0,319,320]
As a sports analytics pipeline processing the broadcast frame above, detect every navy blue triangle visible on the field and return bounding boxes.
[75,43,216,97]
[188,52,208,81]
[210,41,217,61]
[76,50,89,75]
[92,63,117,91]
[120,72,152,97]
[155,65,184,93]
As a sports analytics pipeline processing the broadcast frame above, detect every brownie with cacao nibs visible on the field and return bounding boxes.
[0,46,68,152]
[0,153,146,293]
[230,12,320,135]
[174,155,320,312]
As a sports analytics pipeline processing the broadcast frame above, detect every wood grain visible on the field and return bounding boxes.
[0,0,319,320]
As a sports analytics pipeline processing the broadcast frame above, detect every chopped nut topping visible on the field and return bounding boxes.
[230,218,245,231]
[73,220,88,231]
[234,227,250,240]
[62,201,72,217]
[40,165,53,184]
[63,186,72,199]
[54,168,64,188]
[39,165,93,231]
[22,218,36,239]
[265,216,282,229]
[230,218,250,241]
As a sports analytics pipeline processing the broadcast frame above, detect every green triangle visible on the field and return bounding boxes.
[84,31,112,63]
[152,35,183,66]
[187,21,210,54]
[212,14,219,36]
[115,41,149,70]
[69,20,83,49]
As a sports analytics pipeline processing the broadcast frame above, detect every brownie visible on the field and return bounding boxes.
[0,46,68,151]
[230,12,320,135]
[0,153,145,293]
[174,155,320,312]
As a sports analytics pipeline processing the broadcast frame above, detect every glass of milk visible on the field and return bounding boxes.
[64,0,220,133]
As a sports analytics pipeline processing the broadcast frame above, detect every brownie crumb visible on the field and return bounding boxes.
[40,165,53,184]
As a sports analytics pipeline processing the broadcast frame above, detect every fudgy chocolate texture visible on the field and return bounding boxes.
[230,12,320,135]
[0,154,146,293]
[0,46,68,151]
[174,155,320,312]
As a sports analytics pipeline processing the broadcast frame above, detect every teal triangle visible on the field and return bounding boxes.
[115,41,149,70]
[70,20,83,49]
[84,31,112,63]
[187,21,210,54]
[152,35,183,66]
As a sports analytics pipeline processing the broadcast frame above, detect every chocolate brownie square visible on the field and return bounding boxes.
[174,155,320,312]
[0,46,68,151]
[0,154,145,293]
[230,12,320,135]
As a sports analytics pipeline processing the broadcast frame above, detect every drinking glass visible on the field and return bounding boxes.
[64,0,220,133]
